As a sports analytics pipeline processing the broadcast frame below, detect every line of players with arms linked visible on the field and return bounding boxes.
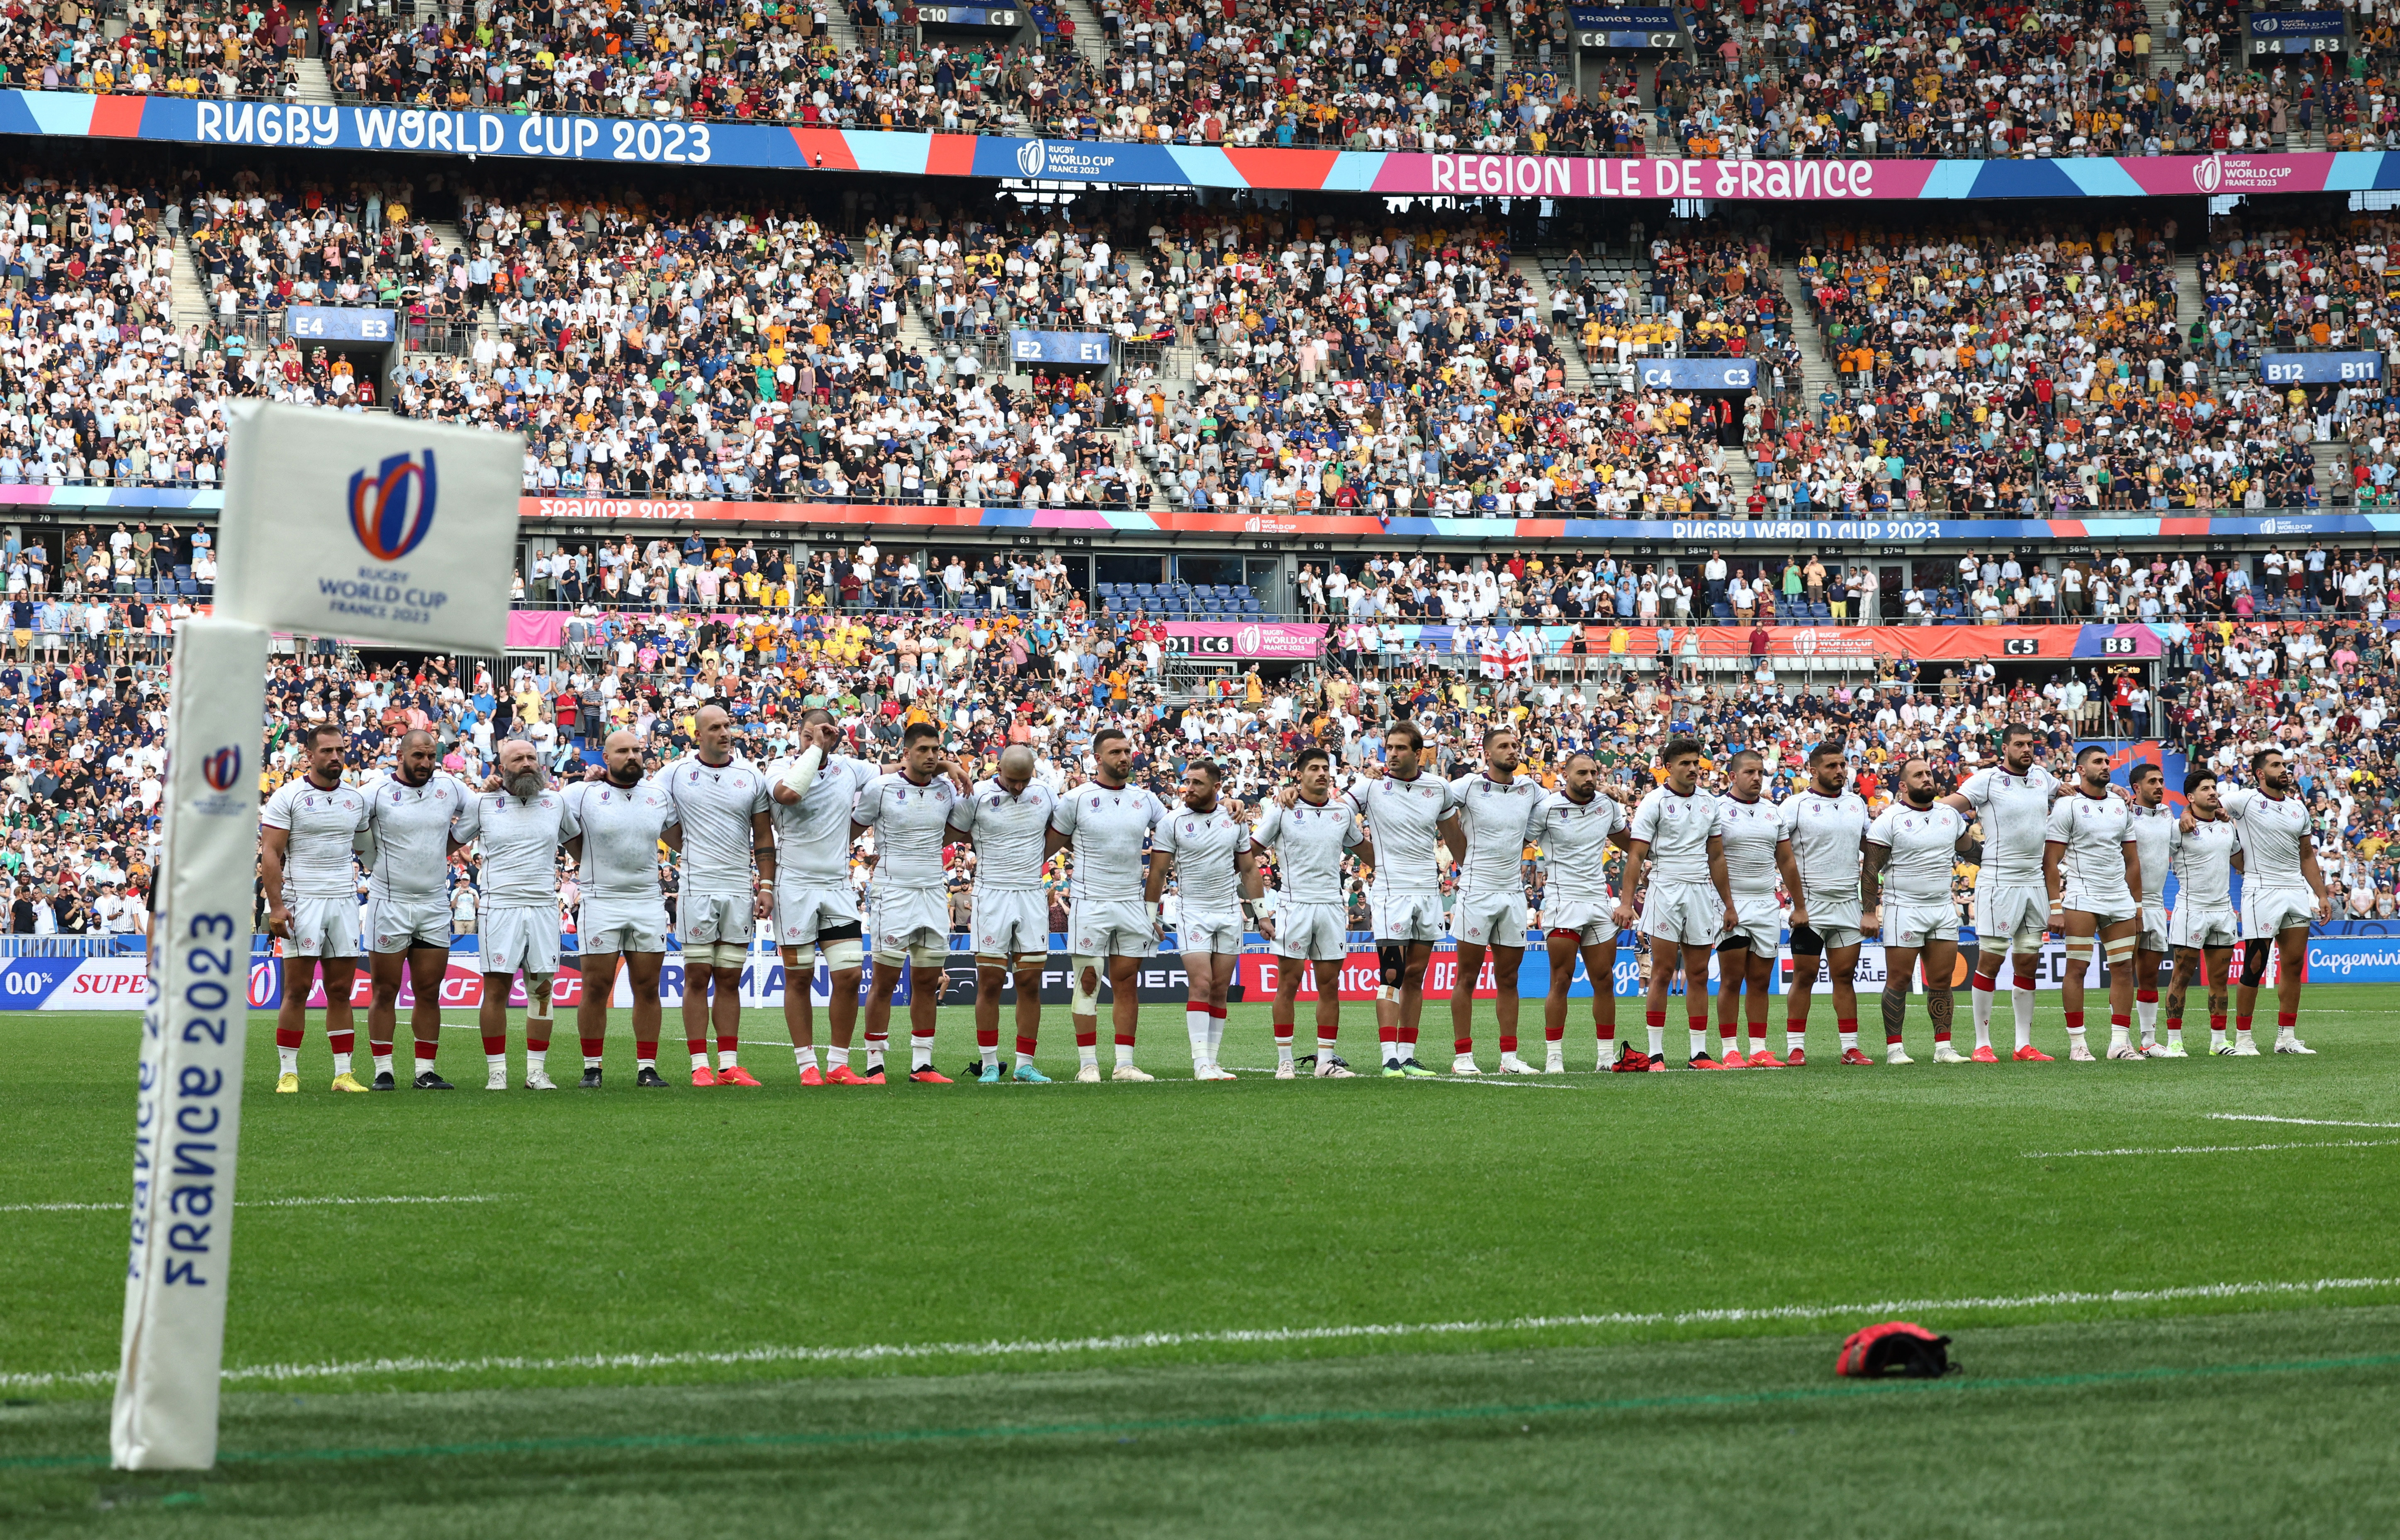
[256,702,2333,1092]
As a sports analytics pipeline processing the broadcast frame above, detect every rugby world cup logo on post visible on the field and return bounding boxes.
[200,744,242,792]
[1015,140,1049,178]
[348,449,439,561]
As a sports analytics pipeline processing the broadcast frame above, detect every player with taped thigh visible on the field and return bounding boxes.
[360,727,474,1091]
[1049,726,1170,1082]
[565,730,679,1088]
[1862,758,1971,1067]
[2163,768,2241,1057]
[2211,748,2331,1055]
[1527,751,1631,1070]
[854,722,968,1084]
[2043,745,2145,1062]
[1619,737,1738,1071]
[258,723,374,1093]
[1713,749,1783,1068]
[1146,759,1270,1080]
[1443,725,1546,1074]
[765,709,878,1085]
[1344,720,1462,1077]
[663,704,775,1086]
[1776,740,1872,1066]
[1261,746,1372,1078]
[471,738,582,1090]
[947,743,1059,1083]
[1942,724,2060,1061]
[2125,763,2178,1055]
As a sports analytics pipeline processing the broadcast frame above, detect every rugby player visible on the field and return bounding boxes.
[1261,747,1371,1078]
[2163,769,2242,1056]
[765,709,877,1085]
[1942,725,2058,1061]
[1443,725,1545,1075]
[852,722,965,1084]
[663,704,774,1087]
[1048,726,1169,1082]
[360,727,473,1090]
[1775,740,1873,1067]
[563,730,678,1087]
[947,744,1059,1083]
[472,738,581,1089]
[1619,737,1738,1070]
[1714,749,1783,1068]
[1147,759,1268,1080]
[2214,748,2331,1054]
[1862,758,1971,1066]
[259,724,375,1092]
[2127,763,2176,1054]
[1526,751,1629,1072]
[1344,721,1461,1078]
[2043,745,2144,1061]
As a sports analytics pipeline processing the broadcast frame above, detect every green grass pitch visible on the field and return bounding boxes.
[4,989,2399,1537]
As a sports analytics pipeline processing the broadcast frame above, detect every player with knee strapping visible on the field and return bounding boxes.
[1620,736,1738,1071]
[947,743,1059,1083]
[1942,724,2059,1061]
[2206,747,2329,1055]
[2126,762,2178,1056]
[1049,726,1169,1082]
[1775,740,1872,1067]
[1344,720,1461,1078]
[1714,749,1784,1068]
[562,730,678,1088]
[1261,746,1373,1078]
[360,727,475,1090]
[765,708,879,1084]
[1526,750,1631,1071]
[1146,759,1269,1080]
[2042,745,2145,1062]
[663,703,775,1086]
[2163,768,2242,1055]
[853,721,967,1084]
[1862,757,1971,1066]
[1443,724,1546,1075]
[259,724,374,1094]
[470,738,582,1090]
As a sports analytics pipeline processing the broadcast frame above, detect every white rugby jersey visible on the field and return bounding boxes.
[1527,789,1625,903]
[1051,781,1167,903]
[562,778,675,903]
[766,752,877,887]
[2130,805,2175,909]
[2219,786,2314,891]
[1866,799,1966,906]
[852,771,961,892]
[1716,793,1782,898]
[949,779,1058,892]
[362,771,473,903]
[1346,772,1452,893]
[1446,773,1544,896]
[2044,791,2138,904]
[1956,763,2060,884]
[261,776,369,900]
[474,787,580,906]
[1776,788,1870,903]
[2169,814,2239,910]
[1255,796,1362,906]
[1631,784,1722,884]
[1153,804,1251,913]
[663,754,770,896]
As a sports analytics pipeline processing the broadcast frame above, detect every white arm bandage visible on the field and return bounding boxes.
[779,743,825,796]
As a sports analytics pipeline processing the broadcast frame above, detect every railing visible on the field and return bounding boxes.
[0,935,144,957]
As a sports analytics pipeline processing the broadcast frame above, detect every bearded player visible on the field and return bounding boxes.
[1345,720,1460,1077]
[1444,724,1546,1075]
[2126,762,2177,1055]
[360,727,474,1090]
[1147,759,1268,1080]
[852,721,966,1084]
[1776,741,1872,1066]
[1714,749,1783,1067]
[1526,750,1629,1071]
[1942,725,2058,1061]
[259,724,373,1092]
[1862,757,1970,1066]
[948,744,1059,1084]
[2044,745,2144,1062]
[1049,726,1169,1082]
[563,730,678,1088]
[1261,747,1371,1078]
[766,710,877,1085]
[472,738,581,1090]
[2214,748,2331,1054]
[2163,769,2242,1056]
[1619,737,1738,1070]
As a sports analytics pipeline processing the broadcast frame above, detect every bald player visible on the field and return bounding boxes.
[663,703,774,1087]
[473,738,581,1089]
[767,710,878,1085]
[948,743,1061,1083]
[564,730,679,1088]
[259,723,373,1092]
[361,727,475,1090]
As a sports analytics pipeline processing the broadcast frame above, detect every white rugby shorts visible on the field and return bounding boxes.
[681,892,755,947]
[1275,900,1350,962]
[1451,889,1528,950]
[774,879,860,947]
[482,902,561,976]
[1641,879,1724,949]
[1794,892,1862,953]
[365,894,450,954]
[579,897,669,956]
[873,886,952,959]
[1973,881,2050,954]
[2137,903,2171,955]
[281,895,362,960]
[2060,884,2137,927]
[1883,900,1959,949]
[2241,885,2317,942]
[1178,907,1244,956]
[1725,892,1782,959]
[1368,888,1446,943]
[1070,896,1157,959]
[1541,894,1618,948]
[2169,903,2241,950]
[971,888,1048,959]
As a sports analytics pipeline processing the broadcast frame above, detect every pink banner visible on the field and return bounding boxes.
[1371,154,1937,201]
[1161,622,1326,661]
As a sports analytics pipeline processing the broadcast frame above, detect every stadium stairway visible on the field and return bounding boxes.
[1512,254,1594,394]
[1779,265,1842,411]
[292,56,335,105]
[170,235,208,332]
[428,220,502,332]
[2141,0,2184,78]
[1053,0,1114,70]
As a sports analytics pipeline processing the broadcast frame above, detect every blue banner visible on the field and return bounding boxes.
[2249,11,2345,36]
[1010,329,1115,365]
[1569,6,1679,27]
[285,305,397,343]
[1636,357,1757,390]
[2260,351,2383,385]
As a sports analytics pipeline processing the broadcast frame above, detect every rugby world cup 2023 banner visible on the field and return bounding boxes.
[10,91,2400,200]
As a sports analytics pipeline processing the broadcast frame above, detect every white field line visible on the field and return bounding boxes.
[2209,1113,2400,1129]
[8,1276,2400,1394]
[2025,1139,2400,1158]
[0,1195,509,1214]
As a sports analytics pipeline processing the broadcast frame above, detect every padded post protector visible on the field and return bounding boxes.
[1835,1321,1956,1379]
